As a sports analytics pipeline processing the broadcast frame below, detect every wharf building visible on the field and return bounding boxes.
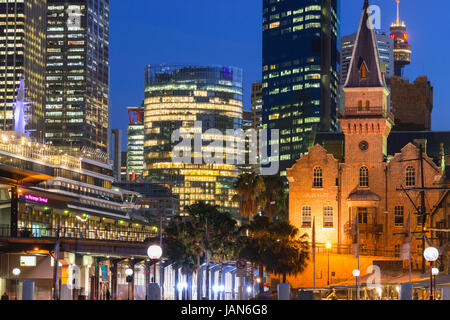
[0,130,160,300]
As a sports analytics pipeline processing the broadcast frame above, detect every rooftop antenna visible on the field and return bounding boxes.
[396,0,400,25]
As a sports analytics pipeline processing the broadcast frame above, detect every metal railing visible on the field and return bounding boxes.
[0,227,157,243]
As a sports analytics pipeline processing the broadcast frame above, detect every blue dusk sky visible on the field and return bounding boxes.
[110,0,450,150]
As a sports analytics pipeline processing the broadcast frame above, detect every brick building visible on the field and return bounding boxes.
[286,1,444,288]
[390,76,433,131]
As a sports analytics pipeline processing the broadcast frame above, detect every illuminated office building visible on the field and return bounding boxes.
[262,0,340,177]
[0,0,46,140]
[127,106,145,181]
[45,0,109,153]
[143,65,243,214]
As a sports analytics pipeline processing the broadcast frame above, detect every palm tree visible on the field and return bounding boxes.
[164,215,203,300]
[232,172,265,223]
[209,211,240,300]
[264,221,309,283]
[260,175,286,221]
[238,216,310,295]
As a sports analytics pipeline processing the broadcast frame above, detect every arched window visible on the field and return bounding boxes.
[302,206,312,228]
[313,167,323,188]
[323,206,333,228]
[358,100,363,111]
[359,166,369,187]
[365,100,370,110]
[406,166,415,187]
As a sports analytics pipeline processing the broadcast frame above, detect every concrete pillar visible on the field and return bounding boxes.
[22,281,34,300]
[400,283,413,300]
[147,283,161,300]
[277,283,290,300]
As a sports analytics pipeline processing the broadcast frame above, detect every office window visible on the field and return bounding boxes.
[359,166,369,187]
[302,206,312,228]
[313,167,323,188]
[406,166,415,187]
[394,206,404,227]
[323,206,333,228]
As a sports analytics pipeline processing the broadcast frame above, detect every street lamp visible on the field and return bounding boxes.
[432,268,439,300]
[352,269,360,300]
[147,245,163,283]
[12,268,20,300]
[326,241,332,286]
[423,246,439,300]
[125,268,133,300]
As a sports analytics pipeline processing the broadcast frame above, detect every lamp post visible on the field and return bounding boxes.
[125,268,133,300]
[423,246,439,300]
[353,269,360,300]
[147,245,163,283]
[12,268,20,300]
[432,268,439,300]
[147,245,163,300]
[326,241,332,286]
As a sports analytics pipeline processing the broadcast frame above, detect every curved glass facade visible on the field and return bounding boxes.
[143,65,243,215]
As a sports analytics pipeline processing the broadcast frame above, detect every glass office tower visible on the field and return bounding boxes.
[143,65,243,215]
[45,0,109,153]
[127,106,145,181]
[0,0,46,140]
[262,0,340,176]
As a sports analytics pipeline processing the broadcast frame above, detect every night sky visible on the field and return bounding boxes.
[110,0,450,151]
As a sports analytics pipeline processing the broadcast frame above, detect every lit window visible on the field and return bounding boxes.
[302,206,312,228]
[406,166,415,187]
[313,167,323,188]
[358,207,368,224]
[323,206,333,228]
[360,62,367,79]
[359,166,369,187]
[394,206,404,227]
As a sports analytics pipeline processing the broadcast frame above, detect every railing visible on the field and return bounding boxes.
[312,242,419,258]
[0,227,158,243]
[342,107,394,120]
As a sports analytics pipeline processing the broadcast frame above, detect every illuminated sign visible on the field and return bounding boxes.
[20,256,36,267]
[24,194,49,204]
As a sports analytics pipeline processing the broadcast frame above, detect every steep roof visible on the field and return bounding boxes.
[344,0,385,88]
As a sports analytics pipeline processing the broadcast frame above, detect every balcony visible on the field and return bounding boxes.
[339,107,394,120]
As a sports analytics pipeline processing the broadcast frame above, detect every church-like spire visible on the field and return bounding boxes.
[344,0,384,88]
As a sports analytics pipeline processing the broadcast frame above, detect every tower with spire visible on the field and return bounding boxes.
[342,0,394,164]
[390,0,412,77]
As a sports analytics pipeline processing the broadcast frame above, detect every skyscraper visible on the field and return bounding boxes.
[262,0,340,176]
[390,0,411,77]
[341,31,394,85]
[0,0,46,140]
[126,106,145,181]
[45,0,109,153]
[143,65,243,215]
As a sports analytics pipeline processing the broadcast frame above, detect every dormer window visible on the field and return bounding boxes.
[360,61,368,79]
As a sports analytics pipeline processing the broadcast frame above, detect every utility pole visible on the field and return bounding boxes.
[53,213,61,300]
[419,145,426,274]
[205,217,210,300]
